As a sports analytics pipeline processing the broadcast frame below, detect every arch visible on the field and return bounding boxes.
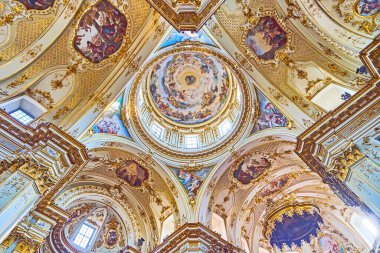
[81,136,193,222]
[195,130,300,221]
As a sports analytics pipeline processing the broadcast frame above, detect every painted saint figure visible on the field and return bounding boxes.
[74,0,127,63]
[246,16,287,60]
[115,160,149,187]
[233,155,271,185]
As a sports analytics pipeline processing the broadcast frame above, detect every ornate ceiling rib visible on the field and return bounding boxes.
[145,0,225,31]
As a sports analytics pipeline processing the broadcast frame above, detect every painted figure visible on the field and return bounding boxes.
[115,160,149,187]
[150,53,230,124]
[74,0,127,63]
[319,236,345,253]
[233,155,271,185]
[261,175,289,197]
[356,0,380,16]
[92,97,131,138]
[254,91,287,132]
[174,168,209,197]
[16,0,55,10]
[246,16,287,60]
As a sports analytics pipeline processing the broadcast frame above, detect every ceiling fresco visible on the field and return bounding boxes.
[91,94,132,138]
[0,0,378,252]
[149,52,231,125]
[73,0,128,63]
[159,29,216,49]
[245,16,288,61]
[252,89,288,134]
[15,0,55,10]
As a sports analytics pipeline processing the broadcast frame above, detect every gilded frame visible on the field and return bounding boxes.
[241,10,293,66]
[70,0,132,68]
[229,151,274,189]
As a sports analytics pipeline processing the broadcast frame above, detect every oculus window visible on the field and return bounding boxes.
[73,224,95,249]
[10,109,34,125]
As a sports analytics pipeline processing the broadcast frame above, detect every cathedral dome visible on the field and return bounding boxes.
[126,46,254,160]
[147,52,232,126]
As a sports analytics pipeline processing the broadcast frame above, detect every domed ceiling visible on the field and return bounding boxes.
[148,52,231,125]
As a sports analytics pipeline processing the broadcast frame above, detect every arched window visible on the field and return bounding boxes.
[211,212,228,240]
[73,223,96,249]
[0,95,46,124]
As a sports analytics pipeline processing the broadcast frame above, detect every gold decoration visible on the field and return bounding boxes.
[63,0,79,19]
[18,159,56,195]
[0,3,24,26]
[170,0,201,8]
[7,74,29,89]
[330,145,364,181]
[145,0,224,31]
[268,87,289,106]
[207,19,222,37]
[318,43,342,59]
[235,52,253,72]
[152,19,166,41]
[20,44,43,63]
[51,59,82,90]
[27,89,54,108]
[93,93,112,113]
[359,20,377,34]
[327,63,349,77]
[53,106,70,120]
[125,56,142,77]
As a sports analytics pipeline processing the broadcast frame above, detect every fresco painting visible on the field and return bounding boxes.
[16,0,55,10]
[92,96,131,138]
[319,235,345,253]
[160,30,215,48]
[173,168,210,197]
[356,0,380,17]
[74,0,127,63]
[260,175,289,197]
[253,91,287,133]
[233,153,271,185]
[150,53,230,124]
[246,16,287,60]
[115,160,149,187]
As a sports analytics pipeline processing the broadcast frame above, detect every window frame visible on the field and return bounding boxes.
[9,109,35,125]
[73,223,96,249]
[218,119,232,136]
[151,122,164,138]
[185,135,198,149]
